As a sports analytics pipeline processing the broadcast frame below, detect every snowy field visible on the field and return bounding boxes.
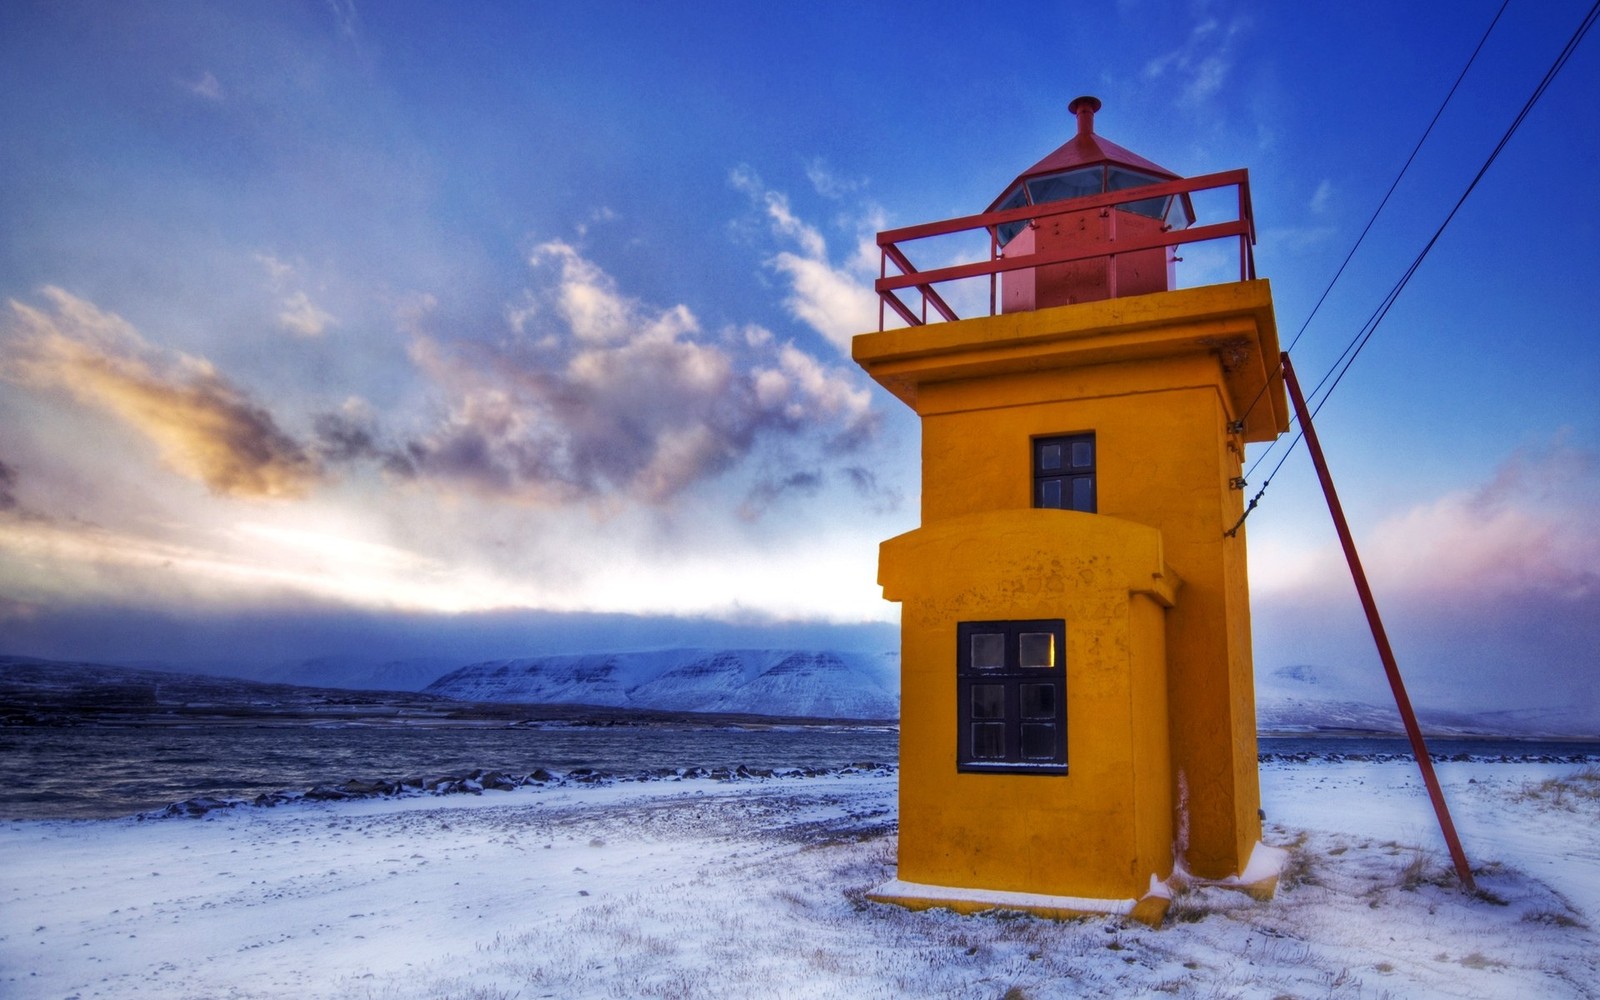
[3,761,1598,999]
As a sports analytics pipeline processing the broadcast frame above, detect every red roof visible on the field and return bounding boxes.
[987,97,1180,212]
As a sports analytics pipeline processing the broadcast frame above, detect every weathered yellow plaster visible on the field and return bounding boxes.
[883,510,1179,902]
[855,280,1287,909]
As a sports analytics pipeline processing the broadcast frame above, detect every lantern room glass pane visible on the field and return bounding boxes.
[971,633,1005,670]
[1026,167,1103,206]
[1107,166,1171,220]
[1106,166,1163,191]
[1019,632,1054,668]
[971,684,1006,719]
[972,722,1006,759]
[993,184,1029,246]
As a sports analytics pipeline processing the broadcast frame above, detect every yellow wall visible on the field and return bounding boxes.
[882,509,1178,900]
[856,281,1286,884]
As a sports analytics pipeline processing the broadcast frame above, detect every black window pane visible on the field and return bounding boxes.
[971,634,1005,669]
[972,722,1006,759]
[1019,632,1054,668]
[1020,683,1055,719]
[1035,433,1094,514]
[971,684,1006,719]
[1071,476,1095,512]
[1021,724,1056,760]
[957,619,1067,773]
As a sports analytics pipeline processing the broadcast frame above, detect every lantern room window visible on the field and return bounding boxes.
[994,184,1029,246]
[992,165,1192,247]
[957,619,1068,773]
[1025,167,1102,206]
[1107,166,1178,221]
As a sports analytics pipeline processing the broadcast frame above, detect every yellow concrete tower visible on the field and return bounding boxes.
[856,98,1289,923]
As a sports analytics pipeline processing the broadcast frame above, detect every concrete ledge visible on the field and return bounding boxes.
[868,876,1173,927]
[851,280,1287,441]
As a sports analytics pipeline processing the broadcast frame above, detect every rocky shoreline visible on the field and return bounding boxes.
[1259,749,1600,765]
[140,761,899,819]
[138,747,1600,819]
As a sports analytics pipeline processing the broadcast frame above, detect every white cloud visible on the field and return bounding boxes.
[186,71,223,101]
[1142,12,1250,108]
[730,167,880,354]
[805,158,865,200]
[1310,179,1333,214]
[256,254,293,284]
[257,254,336,337]
[575,206,619,238]
[278,291,335,338]
[326,0,360,40]
[389,242,879,508]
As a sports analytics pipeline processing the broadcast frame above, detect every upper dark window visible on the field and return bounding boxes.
[1034,433,1096,512]
[957,619,1067,774]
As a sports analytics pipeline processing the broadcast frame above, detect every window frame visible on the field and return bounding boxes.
[1033,432,1097,513]
[956,619,1068,775]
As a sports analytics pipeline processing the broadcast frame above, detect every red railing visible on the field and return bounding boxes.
[876,168,1257,331]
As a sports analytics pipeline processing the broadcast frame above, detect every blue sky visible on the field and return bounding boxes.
[1,1,1596,722]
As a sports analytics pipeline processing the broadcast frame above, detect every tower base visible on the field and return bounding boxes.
[867,875,1174,928]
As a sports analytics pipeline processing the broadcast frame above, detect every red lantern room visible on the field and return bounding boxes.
[989,96,1196,311]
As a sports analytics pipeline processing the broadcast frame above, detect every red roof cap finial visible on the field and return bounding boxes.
[1068,95,1102,137]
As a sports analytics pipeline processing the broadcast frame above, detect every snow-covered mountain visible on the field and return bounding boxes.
[109,655,454,692]
[425,648,901,720]
[1256,663,1597,739]
[253,656,458,692]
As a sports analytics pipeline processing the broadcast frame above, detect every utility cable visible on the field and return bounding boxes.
[1235,0,1510,435]
[1307,0,1599,420]
[1228,0,1600,535]
[1285,0,1509,357]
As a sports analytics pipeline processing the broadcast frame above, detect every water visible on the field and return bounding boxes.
[0,722,900,820]
[3,725,1594,821]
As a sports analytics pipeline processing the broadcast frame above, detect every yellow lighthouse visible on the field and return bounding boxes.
[856,98,1289,923]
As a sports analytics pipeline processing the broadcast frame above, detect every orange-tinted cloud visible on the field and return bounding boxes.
[1258,437,1599,603]
[3,288,320,499]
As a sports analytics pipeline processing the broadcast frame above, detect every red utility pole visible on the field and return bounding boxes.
[1278,352,1477,892]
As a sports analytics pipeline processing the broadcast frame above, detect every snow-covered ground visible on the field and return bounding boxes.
[3,761,1598,999]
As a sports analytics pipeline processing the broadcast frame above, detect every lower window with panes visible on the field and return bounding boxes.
[956,619,1067,773]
